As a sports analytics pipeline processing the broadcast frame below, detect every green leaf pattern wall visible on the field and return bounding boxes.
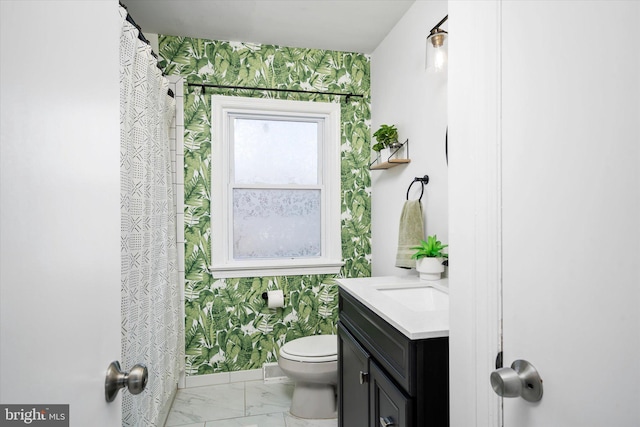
[159,36,371,375]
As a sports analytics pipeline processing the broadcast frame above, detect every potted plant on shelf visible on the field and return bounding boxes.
[411,235,448,280]
[372,124,400,162]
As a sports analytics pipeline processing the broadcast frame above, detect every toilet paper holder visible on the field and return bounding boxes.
[261,290,285,308]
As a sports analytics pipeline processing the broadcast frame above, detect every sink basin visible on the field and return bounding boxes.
[377,285,448,311]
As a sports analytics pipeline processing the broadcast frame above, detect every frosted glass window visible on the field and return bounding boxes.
[233,189,321,259]
[233,118,319,185]
[211,95,342,278]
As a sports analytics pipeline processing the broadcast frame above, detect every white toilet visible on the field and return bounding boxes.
[278,334,338,419]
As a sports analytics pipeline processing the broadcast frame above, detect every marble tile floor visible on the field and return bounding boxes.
[164,380,338,427]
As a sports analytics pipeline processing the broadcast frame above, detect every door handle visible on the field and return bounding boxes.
[379,416,395,427]
[490,359,543,402]
[359,370,369,384]
[105,361,148,402]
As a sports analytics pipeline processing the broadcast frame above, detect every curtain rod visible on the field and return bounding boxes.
[187,82,364,101]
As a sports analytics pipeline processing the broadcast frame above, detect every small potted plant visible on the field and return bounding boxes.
[372,124,400,161]
[411,235,448,280]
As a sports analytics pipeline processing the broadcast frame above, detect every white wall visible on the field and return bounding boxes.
[0,1,122,422]
[146,32,160,56]
[370,0,448,277]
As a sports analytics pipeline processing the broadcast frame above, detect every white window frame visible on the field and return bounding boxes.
[209,95,343,278]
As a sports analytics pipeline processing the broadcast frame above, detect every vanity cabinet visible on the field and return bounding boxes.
[369,358,412,427]
[338,288,449,427]
[338,325,369,427]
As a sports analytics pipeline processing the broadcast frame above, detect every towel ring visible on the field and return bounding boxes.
[406,175,429,201]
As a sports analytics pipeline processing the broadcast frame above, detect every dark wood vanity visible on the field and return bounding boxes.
[337,286,449,427]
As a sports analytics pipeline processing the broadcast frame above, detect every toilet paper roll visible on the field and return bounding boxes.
[266,290,285,308]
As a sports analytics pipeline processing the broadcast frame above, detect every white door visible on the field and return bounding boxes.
[449,0,639,425]
[0,1,123,425]
[500,1,640,425]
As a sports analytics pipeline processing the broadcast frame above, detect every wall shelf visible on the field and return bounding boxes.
[369,138,410,170]
[370,159,411,170]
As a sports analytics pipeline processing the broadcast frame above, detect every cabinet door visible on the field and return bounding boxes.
[338,322,370,427]
[370,361,413,427]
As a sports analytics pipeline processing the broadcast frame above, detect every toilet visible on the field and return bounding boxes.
[278,334,338,419]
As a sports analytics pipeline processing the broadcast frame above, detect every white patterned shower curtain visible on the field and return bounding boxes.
[119,6,183,426]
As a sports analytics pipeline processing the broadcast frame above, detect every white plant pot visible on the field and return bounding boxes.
[380,147,393,162]
[416,257,445,281]
[382,143,404,162]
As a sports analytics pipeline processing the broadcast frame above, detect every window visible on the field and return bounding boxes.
[210,96,343,278]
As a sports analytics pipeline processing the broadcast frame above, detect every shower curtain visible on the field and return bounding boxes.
[119,6,182,426]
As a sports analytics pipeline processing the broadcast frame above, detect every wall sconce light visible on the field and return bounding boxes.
[426,15,448,73]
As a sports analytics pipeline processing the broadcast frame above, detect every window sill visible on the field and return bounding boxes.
[208,260,344,279]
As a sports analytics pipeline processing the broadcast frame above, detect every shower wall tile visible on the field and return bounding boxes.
[179,270,186,299]
[176,125,184,156]
[175,97,184,129]
[175,184,185,217]
[176,153,184,184]
[176,212,185,243]
[177,246,185,272]
[169,127,177,152]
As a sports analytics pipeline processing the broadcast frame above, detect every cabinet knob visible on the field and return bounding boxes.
[359,370,369,384]
[380,416,395,427]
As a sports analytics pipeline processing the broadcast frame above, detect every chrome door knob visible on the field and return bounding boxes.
[105,361,148,402]
[490,359,543,402]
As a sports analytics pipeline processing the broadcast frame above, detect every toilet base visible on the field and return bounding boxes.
[290,381,337,419]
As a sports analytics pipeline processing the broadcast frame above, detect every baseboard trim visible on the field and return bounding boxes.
[184,369,264,388]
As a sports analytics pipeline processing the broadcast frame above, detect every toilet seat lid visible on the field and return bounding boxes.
[280,335,337,359]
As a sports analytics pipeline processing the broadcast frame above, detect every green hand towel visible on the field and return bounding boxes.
[395,200,425,269]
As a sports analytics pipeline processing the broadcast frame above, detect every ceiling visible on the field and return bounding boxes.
[122,0,415,54]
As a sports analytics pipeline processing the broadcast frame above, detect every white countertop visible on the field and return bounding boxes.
[336,276,449,340]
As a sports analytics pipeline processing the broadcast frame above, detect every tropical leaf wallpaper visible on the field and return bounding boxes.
[159,36,371,376]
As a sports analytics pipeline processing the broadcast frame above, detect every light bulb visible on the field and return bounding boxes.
[426,30,448,73]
